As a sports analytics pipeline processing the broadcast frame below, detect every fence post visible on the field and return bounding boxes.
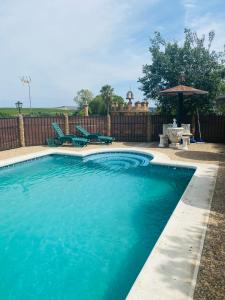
[64,114,69,135]
[107,114,111,136]
[83,102,89,117]
[18,114,25,147]
[146,114,152,142]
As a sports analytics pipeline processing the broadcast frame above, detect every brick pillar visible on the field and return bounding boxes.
[18,114,25,147]
[146,114,152,142]
[64,113,69,135]
[135,101,141,111]
[83,103,89,117]
[128,100,132,111]
[107,114,111,136]
[141,102,146,111]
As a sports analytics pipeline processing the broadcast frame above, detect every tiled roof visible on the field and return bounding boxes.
[160,85,208,96]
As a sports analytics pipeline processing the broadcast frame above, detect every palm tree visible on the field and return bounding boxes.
[100,85,114,116]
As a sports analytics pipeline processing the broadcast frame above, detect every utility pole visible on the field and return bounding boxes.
[21,76,32,112]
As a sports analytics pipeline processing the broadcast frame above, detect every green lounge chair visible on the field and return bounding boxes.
[51,123,89,147]
[75,125,115,144]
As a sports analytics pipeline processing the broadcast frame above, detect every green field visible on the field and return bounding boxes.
[0,107,76,117]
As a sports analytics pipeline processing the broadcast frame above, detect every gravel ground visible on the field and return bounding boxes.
[193,160,225,300]
[0,142,224,299]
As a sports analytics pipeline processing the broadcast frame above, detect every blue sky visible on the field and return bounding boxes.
[0,0,225,108]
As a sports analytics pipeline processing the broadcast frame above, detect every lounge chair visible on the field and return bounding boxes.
[51,123,89,147]
[75,125,115,144]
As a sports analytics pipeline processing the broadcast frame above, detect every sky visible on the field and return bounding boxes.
[0,0,225,108]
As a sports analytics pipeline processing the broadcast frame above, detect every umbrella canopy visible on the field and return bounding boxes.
[160,85,208,96]
[160,85,208,126]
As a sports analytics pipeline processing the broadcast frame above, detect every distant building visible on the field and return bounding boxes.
[111,90,149,114]
[111,101,149,113]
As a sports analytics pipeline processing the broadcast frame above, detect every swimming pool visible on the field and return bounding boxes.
[0,152,194,300]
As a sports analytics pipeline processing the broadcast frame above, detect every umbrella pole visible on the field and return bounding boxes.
[177,93,183,127]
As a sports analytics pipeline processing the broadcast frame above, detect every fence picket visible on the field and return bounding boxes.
[0,118,20,151]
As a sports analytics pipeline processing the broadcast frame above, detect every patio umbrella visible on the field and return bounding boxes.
[159,85,208,127]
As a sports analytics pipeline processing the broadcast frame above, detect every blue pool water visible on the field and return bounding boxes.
[0,152,194,300]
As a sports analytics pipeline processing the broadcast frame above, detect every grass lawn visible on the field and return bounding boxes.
[0,107,76,117]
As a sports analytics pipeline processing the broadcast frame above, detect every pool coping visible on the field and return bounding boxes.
[0,147,218,300]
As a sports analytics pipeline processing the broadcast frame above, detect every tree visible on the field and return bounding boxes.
[73,89,93,110]
[215,81,225,115]
[112,95,125,106]
[139,29,225,115]
[100,85,114,115]
[89,93,124,115]
[89,95,105,115]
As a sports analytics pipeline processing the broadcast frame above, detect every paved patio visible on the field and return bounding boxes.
[0,142,224,299]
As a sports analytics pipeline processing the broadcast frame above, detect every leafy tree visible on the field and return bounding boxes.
[215,81,225,115]
[139,29,225,115]
[73,89,93,110]
[219,81,225,94]
[89,94,124,115]
[112,95,125,106]
[89,95,105,115]
[73,86,124,115]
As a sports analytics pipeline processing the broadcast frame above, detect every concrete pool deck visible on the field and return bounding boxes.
[0,142,224,299]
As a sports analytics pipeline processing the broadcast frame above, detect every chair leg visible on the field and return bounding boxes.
[72,141,79,147]
[54,138,63,146]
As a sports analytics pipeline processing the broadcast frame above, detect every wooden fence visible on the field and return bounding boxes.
[0,118,20,151]
[24,116,65,146]
[195,115,225,143]
[0,114,224,151]
[69,116,107,136]
[111,114,148,142]
[150,115,173,141]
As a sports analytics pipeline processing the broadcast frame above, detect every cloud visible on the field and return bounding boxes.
[182,0,225,51]
[0,0,157,106]
[1,0,224,107]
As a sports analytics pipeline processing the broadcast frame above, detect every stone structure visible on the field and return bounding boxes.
[111,100,149,114]
[82,91,149,116]
[159,135,169,148]
[107,114,111,136]
[167,127,184,149]
[111,90,149,114]
[159,121,192,150]
[18,114,25,147]
[83,101,89,117]
[64,113,69,135]
[182,136,189,150]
